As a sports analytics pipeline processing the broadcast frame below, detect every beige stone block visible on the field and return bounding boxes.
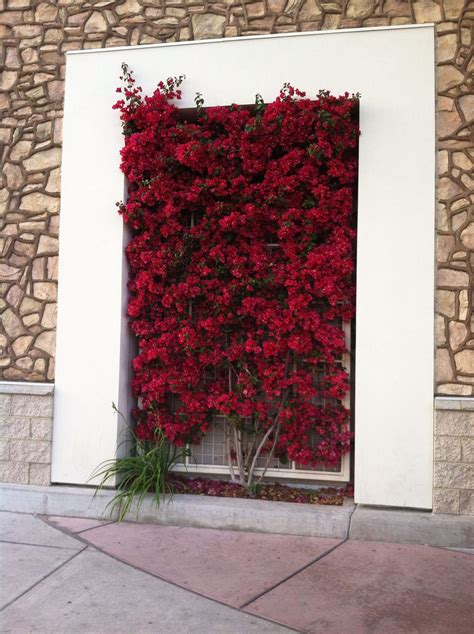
[0,417,30,440]
[4,163,24,190]
[444,0,464,19]
[36,121,52,142]
[436,234,454,262]
[345,0,374,17]
[21,47,38,64]
[3,368,24,381]
[35,2,58,21]
[448,321,467,350]
[0,93,10,111]
[458,290,469,320]
[16,357,33,370]
[459,489,474,515]
[29,462,51,486]
[84,11,108,32]
[0,460,28,484]
[452,152,472,170]
[33,282,57,301]
[34,72,55,83]
[10,439,51,463]
[6,284,23,309]
[0,263,22,282]
[437,33,457,63]
[436,290,455,317]
[47,256,58,279]
[23,148,61,172]
[47,80,64,101]
[460,223,474,250]
[192,14,226,39]
[437,149,448,174]
[53,118,63,144]
[44,28,63,44]
[433,488,460,514]
[45,167,60,193]
[47,357,55,381]
[438,96,454,111]
[437,109,461,137]
[21,192,59,214]
[434,461,474,489]
[435,410,474,437]
[116,0,141,15]
[30,417,52,441]
[34,358,46,372]
[10,140,32,162]
[0,396,12,416]
[438,269,469,287]
[37,235,59,254]
[437,65,464,92]
[14,241,36,257]
[19,296,42,315]
[455,349,474,374]
[435,436,462,461]
[436,314,446,345]
[35,331,56,356]
[458,94,474,120]
[0,440,10,461]
[11,394,53,417]
[41,303,56,328]
[0,70,18,91]
[5,46,20,69]
[436,348,454,382]
[2,308,25,338]
[25,85,45,100]
[413,1,442,22]
[13,24,42,37]
[12,335,33,356]
[436,383,472,396]
[461,438,474,463]
[32,257,45,280]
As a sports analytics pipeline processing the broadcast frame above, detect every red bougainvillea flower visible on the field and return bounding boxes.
[115,65,359,471]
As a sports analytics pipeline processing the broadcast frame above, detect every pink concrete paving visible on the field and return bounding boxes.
[80,522,341,607]
[247,540,474,634]
[48,516,110,533]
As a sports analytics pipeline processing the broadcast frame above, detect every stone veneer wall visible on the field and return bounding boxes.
[434,398,474,515]
[0,382,53,485]
[0,0,473,504]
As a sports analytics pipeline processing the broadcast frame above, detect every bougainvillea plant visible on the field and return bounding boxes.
[114,64,359,492]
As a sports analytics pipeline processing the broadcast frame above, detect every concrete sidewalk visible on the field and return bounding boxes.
[1,511,473,634]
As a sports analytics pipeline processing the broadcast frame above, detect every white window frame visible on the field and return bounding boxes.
[172,323,352,483]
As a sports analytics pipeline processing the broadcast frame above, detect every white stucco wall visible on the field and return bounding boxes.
[53,26,435,508]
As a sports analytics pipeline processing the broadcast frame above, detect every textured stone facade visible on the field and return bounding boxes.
[0,1,473,502]
[0,383,53,486]
[434,398,474,515]
[0,0,473,391]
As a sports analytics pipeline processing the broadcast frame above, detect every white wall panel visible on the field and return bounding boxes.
[53,26,435,508]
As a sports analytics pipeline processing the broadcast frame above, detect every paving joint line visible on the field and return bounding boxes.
[38,515,301,633]
[0,538,80,551]
[76,520,116,534]
[346,504,357,539]
[239,538,349,610]
[0,545,88,612]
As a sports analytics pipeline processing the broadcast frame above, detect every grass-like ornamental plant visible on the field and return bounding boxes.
[91,406,190,521]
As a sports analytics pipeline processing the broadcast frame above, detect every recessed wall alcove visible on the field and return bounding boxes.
[53,26,435,509]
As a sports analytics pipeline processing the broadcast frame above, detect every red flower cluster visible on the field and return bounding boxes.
[115,67,359,469]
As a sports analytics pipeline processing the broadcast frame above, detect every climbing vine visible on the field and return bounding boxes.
[115,65,359,490]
